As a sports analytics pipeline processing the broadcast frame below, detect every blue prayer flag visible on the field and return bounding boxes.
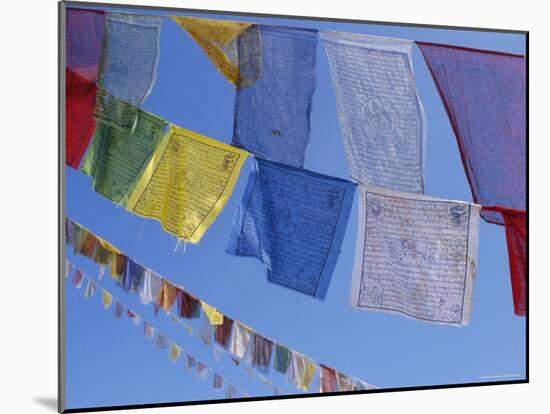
[232,26,318,168]
[227,158,355,299]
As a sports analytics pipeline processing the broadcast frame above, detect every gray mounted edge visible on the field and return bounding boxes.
[58,1,67,413]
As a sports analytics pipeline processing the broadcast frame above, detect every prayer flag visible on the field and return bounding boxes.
[185,354,197,370]
[95,13,162,131]
[66,70,97,169]
[84,278,96,299]
[246,333,274,374]
[66,8,105,81]
[171,16,259,86]
[225,384,237,399]
[126,125,249,243]
[110,253,128,280]
[156,280,178,312]
[140,270,162,305]
[66,8,104,168]
[144,322,155,338]
[287,352,316,391]
[177,289,201,318]
[81,108,167,205]
[273,344,291,374]
[127,310,141,326]
[169,343,181,362]
[483,207,527,315]
[319,364,338,392]
[198,315,216,345]
[417,42,526,224]
[127,259,146,293]
[74,227,97,258]
[200,302,224,326]
[336,372,353,391]
[214,317,234,348]
[197,362,208,380]
[102,290,112,309]
[321,32,426,193]
[213,373,224,391]
[232,26,318,168]
[155,333,168,350]
[350,185,480,326]
[72,269,84,289]
[227,158,356,299]
[94,239,114,265]
[114,301,124,318]
[229,321,252,359]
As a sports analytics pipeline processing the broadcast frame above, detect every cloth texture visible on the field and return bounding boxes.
[200,302,224,325]
[156,280,178,312]
[319,364,338,392]
[81,108,167,205]
[102,290,112,309]
[227,158,356,299]
[417,42,526,224]
[177,290,201,318]
[229,321,252,359]
[232,26,318,168]
[126,125,249,243]
[321,32,426,193]
[95,13,162,131]
[171,16,260,86]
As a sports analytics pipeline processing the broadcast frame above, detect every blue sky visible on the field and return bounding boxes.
[65,4,526,410]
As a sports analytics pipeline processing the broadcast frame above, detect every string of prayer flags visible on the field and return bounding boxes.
[68,272,252,398]
[232,26,318,168]
[227,158,356,299]
[484,207,527,316]
[319,364,338,392]
[177,290,201,319]
[416,42,526,224]
[95,13,162,131]
[246,333,274,374]
[287,352,316,391]
[126,125,249,243]
[321,32,426,193]
[66,8,105,81]
[81,108,167,206]
[200,302,224,325]
[273,344,291,374]
[66,222,376,390]
[171,16,260,86]
[229,321,252,359]
[66,69,99,169]
[350,185,480,326]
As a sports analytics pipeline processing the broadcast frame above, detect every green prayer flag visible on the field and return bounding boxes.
[82,107,167,206]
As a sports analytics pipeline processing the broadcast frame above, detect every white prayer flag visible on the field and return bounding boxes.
[350,185,480,326]
[321,32,426,193]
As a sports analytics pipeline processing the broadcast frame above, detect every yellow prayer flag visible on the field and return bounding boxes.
[300,359,316,391]
[169,343,181,362]
[126,125,249,243]
[200,301,224,326]
[102,290,112,310]
[171,16,255,85]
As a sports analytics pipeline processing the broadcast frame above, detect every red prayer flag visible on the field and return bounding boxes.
[417,42,526,225]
